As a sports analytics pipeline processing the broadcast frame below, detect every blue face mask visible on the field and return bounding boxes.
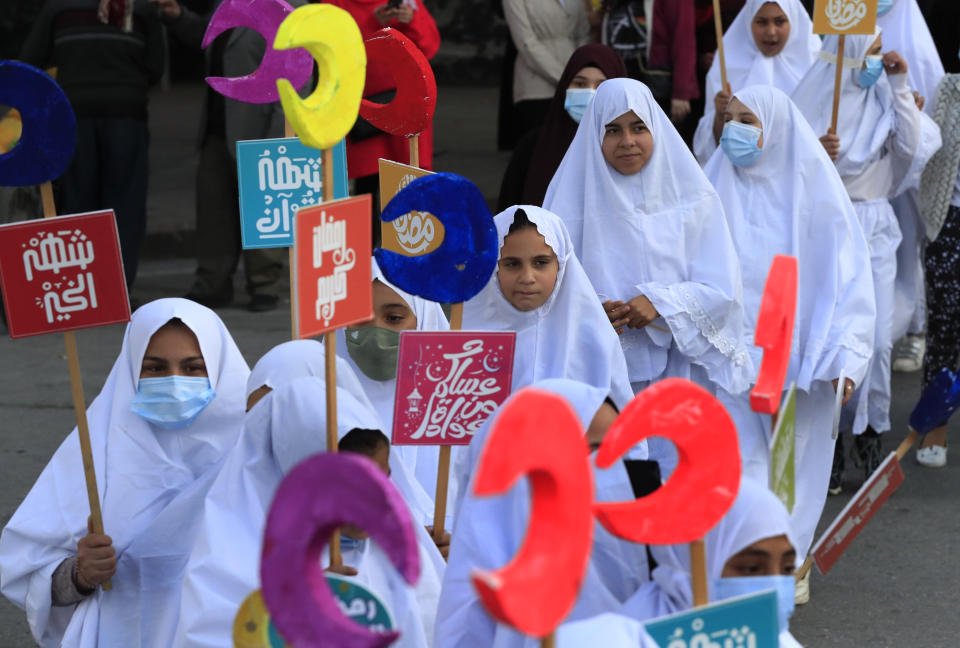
[713,575,795,634]
[564,88,596,123]
[720,120,763,168]
[876,0,894,15]
[131,376,216,430]
[859,55,884,87]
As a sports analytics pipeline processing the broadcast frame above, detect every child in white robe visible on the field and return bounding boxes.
[703,85,876,580]
[693,0,820,164]
[0,298,250,648]
[543,77,753,477]
[792,30,941,483]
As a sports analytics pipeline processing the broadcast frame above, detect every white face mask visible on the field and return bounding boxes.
[564,88,597,123]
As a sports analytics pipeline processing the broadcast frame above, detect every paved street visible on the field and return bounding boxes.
[1,82,958,646]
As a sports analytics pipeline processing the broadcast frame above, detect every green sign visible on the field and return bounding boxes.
[770,384,796,513]
[326,574,395,633]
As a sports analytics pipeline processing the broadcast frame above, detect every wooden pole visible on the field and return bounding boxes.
[430,302,464,544]
[541,631,556,648]
[409,134,419,168]
[829,35,846,135]
[795,556,813,583]
[895,429,920,461]
[690,539,708,607]
[712,0,729,93]
[40,182,111,590]
[285,119,297,339]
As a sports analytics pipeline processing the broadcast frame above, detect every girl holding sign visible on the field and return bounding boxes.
[693,0,820,164]
[791,31,941,485]
[0,298,249,647]
[543,77,752,478]
[703,85,875,583]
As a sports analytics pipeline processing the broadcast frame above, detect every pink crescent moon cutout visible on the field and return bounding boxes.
[469,388,595,638]
[358,28,437,137]
[260,452,420,648]
[202,0,312,104]
[594,378,741,544]
[750,255,798,414]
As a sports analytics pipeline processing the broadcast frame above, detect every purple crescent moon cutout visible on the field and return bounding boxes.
[0,61,76,187]
[260,452,420,648]
[202,0,312,104]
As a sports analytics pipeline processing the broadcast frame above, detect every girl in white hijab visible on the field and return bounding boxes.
[175,358,444,648]
[791,30,941,482]
[462,205,634,409]
[693,0,820,165]
[704,85,875,569]
[438,379,652,648]
[0,298,250,648]
[543,77,752,477]
[337,259,453,528]
[619,478,803,647]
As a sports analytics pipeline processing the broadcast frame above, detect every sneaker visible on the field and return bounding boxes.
[794,569,810,605]
[829,435,844,495]
[185,280,234,309]
[851,428,884,479]
[893,334,925,373]
[916,445,947,467]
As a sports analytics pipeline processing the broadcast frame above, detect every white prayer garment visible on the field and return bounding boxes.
[462,205,634,409]
[439,379,651,648]
[0,298,250,648]
[336,258,453,527]
[704,85,876,557]
[792,31,942,435]
[693,0,820,165]
[556,613,660,647]
[876,0,945,115]
[618,478,804,647]
[174,371,444,648]
[543,76,752,476]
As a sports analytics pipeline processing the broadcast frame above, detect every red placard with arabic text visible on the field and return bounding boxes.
[391,331,516,446]
[0,211,130,338]
[293,195,372,339]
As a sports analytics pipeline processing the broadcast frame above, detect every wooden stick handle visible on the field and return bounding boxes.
[712,0,728,92]
[829,35,846,135]
[541,631,556,648]
[288,247,297,339]
[409,134,419,168]
[795,556,813,582]
[322,148,334,203]
[895,429,920,461]
[324,332,341,567]
[40,182,56,219]
[690,538,708,607]
[449,302,463,331]
[64,331,111,591]
[432,445,451,542]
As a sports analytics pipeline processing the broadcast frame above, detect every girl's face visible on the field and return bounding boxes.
[348,280,417,332]
[602,110,654,176]
[722,97,764,148]
[139,322,207,379]
[568,65,607,91]
[721,534,796,577]
[751,2,791,57]
[497,227,560,312]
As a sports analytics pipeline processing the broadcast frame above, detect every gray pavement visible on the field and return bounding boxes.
[1,82,959,646]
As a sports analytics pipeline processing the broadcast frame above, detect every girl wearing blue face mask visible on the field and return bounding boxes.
[497,44,626,211]
[706,85,875,605]
[0,298,250,648]
[792,31,942,491]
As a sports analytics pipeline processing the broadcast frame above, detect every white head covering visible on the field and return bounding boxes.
[462,205,634,408]
[557,613,660,647]
[876,0,945,115]
[175,369,445,648]
[336,258,450,526]
[693,0,821,164]
[704,85,876,390]
[791,31,897,178]
[543,78,752,394]
[0,298,250,648]
[438,380,650,648]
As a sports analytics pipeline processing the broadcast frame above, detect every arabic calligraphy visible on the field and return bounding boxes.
[664,618,759,648]
[20,229,99,323]
[252,143,323,241]
[312,211,356,326]
[824,0,868,31]
[391,211,436,254]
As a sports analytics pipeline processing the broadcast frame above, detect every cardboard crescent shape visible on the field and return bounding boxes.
[260,453,419,648]
[469,388,595,638]
[274,4,366,150]
[594,378,741,544]
[909,368,960,434]
[233,590,288,648]
[0,61,76,187]
[359,28,437,137]
[750,255,798,414]
[375,173,498,303]
[202,0,312,104]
